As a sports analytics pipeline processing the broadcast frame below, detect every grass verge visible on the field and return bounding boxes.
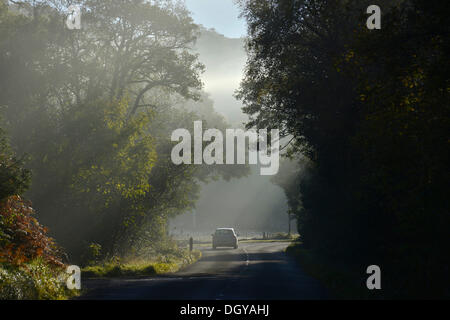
[0,259,80,300]
[82,249,201,278]
[240,239,295,244]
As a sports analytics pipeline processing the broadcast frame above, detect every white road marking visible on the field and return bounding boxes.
[243,247,249,266]
[216,246,250,299]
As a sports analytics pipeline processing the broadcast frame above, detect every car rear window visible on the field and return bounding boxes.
[215,229,233,235]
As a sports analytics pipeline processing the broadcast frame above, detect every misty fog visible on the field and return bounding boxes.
[170,27,291,236]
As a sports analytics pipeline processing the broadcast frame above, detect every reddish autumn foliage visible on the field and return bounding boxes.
[0,195,63,267]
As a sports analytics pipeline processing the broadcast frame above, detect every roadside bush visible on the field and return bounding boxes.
[0,259,74,300]
[0,196,75,300]
[0,195,63,267]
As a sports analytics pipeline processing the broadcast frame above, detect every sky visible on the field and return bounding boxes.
[184,0,247,38]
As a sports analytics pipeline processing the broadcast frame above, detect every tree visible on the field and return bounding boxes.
[0,0,247,261]
[237,0,449,297]
[0,124,30,201]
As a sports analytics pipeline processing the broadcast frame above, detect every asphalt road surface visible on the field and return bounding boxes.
[80,241,329,300]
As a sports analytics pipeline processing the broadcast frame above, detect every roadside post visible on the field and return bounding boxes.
[189,237,193,252]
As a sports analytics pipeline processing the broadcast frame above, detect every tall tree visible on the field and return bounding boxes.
[237,0,449,297]
[0,0,246,260]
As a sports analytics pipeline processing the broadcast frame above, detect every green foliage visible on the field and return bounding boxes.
[88,243,102,258]
[80,242,102,266]
[0,126,31,201]
[71,98,157,201]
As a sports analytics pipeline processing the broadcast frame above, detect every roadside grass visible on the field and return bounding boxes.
[82,249,201,278]
[240,239,295,243]
[0,259,80,300]
[285,242,374,299]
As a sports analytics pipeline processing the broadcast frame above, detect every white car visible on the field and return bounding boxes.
[212,228,238,249]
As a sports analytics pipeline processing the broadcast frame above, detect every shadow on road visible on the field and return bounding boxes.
[79,243,329,300]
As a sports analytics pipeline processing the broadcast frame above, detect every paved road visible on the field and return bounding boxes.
[80,241,329,300]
